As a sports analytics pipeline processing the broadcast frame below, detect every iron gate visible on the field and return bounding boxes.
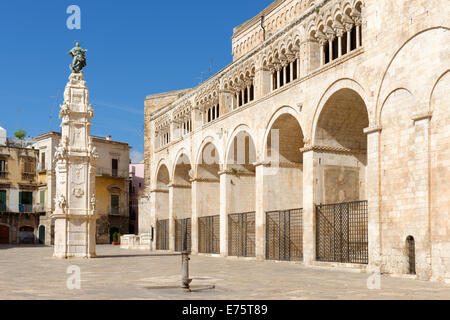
[316,201,368,264]
[156,219,169,250]
[266,208,303,261]
[228,212,255,257]
[175,218,191,252]
[198,215,220,254]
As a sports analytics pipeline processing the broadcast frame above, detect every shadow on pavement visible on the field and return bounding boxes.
[96,253,181,259]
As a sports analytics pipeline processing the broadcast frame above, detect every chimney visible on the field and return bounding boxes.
[106,135,112,141]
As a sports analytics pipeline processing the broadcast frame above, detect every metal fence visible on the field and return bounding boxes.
[266,208,303,261]
[156,219,169,250]
[228,212,255,257]
[198,215,220,254]
[175,218,192,252]
[316,201,368,264]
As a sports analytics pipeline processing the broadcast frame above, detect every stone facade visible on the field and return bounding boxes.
[142,0,450,283]
[0,144,41,244]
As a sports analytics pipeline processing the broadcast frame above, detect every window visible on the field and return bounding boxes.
[40,152,46,171]
[0,190,6,212]
[19,191,33,213]
[111,195,119,215]
[22,158,35,181]
[0,160,6,178]
[204,104,220,124]
[40,190,45,211]
[112,159,118,177]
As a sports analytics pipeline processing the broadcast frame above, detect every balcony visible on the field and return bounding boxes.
[22,173,35,181]
[110,206,120,216]
[19,204,34,213]
[37,163,47,173]
[96,167,128,179]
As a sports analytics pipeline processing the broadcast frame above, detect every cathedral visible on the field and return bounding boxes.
[139,0,449,283]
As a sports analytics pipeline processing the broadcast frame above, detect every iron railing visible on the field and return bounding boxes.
[266,208,303,261]
[316,201,368,264]
[198,215,220,254]
[228,212,255,257]
[175,218,192,252]
[156,219,169,250]
[19,204,34,213]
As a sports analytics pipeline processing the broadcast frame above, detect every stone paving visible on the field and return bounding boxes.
[0,245,448,300]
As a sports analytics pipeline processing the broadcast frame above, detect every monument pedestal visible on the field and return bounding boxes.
[53,214,97,258]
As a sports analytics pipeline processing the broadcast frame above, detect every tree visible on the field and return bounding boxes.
[14,129,26,140]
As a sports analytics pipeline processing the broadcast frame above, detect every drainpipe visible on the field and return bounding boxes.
[261,16,266,41]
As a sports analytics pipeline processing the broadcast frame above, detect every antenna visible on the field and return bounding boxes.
[49,89,61,132]
[209,59,213,76]
[195,71,205,85]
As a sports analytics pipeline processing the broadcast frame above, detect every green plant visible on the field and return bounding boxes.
[113,232,120,243]
[231,168,238,174]
[14,129,26,140]
[315,7,320,14]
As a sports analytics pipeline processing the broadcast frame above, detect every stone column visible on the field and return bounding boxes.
[319,41,326,66]
[302,149,316,265]
[345,23,353,53]
[276,65,281,89]
[412,112,433,280]
[190,179,199,254]
[254,162,269,261]
[150,190,158,251]
[219,171,229,257]
[336,29,344,57]
[328,39,334,62]
[168,184,176,251]
[364,126,382,273]
[289,60,294,81]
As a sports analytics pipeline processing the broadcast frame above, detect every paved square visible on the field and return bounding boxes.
[0,245,448,300]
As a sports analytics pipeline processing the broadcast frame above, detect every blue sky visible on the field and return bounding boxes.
[0,0,273,162]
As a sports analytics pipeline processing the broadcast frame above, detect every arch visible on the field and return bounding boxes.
[262,106,302,160]
[225,124,258,167]
[18,225,34,244]
[171,148,192,182]
[155,162,170,189]
[379,88,417,124]
[311,78,369,143]
[429,69,450,111]
[194,136,223,177]
[0,223,10,244]
[154,158,170,185]
[38,225,45,244]
[375,27,450,122]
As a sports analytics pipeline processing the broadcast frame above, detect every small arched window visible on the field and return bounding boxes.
[406,236,416,275]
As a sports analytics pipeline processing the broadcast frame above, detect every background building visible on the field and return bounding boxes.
[34,132,131,245]
[0,126,43,244]
[129,162,144,234]
[141,0,450,283]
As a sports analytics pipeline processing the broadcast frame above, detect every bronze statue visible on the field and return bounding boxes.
[68,42,87,73]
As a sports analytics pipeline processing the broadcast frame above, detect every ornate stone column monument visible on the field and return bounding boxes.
[52,43,98,258]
